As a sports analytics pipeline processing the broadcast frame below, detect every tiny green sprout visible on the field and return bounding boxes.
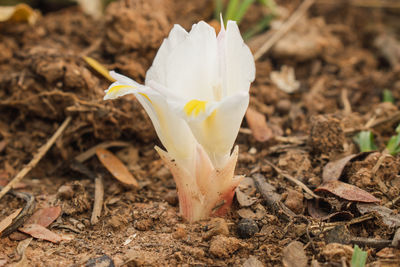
[386,124,400,155]
[382,89,394,103]
[351,245,367,267]
[215,0,277,39]
[354,131,377,152]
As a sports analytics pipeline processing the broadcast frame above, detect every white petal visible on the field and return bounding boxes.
[180,91,249,168]
[145,24,188,86]
[104,72,197,169]
[220,21,255,96]
[146,21,219,101]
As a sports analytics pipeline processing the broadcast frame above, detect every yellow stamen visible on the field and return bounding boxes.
[139,92,152,104]
[184,100,207,117]
[106,85,135,96]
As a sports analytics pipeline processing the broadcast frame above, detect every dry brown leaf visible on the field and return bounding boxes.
[357,203,400,228]
[19,224,62,243]
[245,108,273,142]
[0,4,39,24]
[235,177,257,207]
[0,208,22,235]
[24,206,61,228]
[0,178,26,189]
[322,152,372,182]
[315,181,380,203]
[282,241,308,267]
[13,237,32,267]
[322,154,358,182]
[96,148,139,188]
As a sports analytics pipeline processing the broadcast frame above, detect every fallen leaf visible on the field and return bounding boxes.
[0,4,39,24]
[270,65,300,94]
[0,140,7,153]
[322,152,373,182]
[321,243,353,263]
[14,238,32,267]
[243,255,264,267]
[19,224,62,243]
[0,208,22,235]
[0,178,26,189]
[235,178,257,207]
[323,154,358,182]
[245,108,273,142]
[282,241,308,267]
[315,181,380,203]
[84,56,115,82]
[374,32,400,68]
[76,0,103,18]
[357,203,400,228]
[24,206,61,227]
[376,247,399,259]
[96,148,139,188]
[392,228,400,248]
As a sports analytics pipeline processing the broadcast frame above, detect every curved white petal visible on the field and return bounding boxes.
[104,72,197,171]
[219,21,255,96]
[146,21,219,101]
[177,91,249,168]
[145,24,188,86]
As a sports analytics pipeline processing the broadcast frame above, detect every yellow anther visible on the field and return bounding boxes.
[184,100,207,117]
[106,84,135,96]
[139,92,152,103]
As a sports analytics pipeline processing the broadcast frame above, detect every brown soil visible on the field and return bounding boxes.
[1,0,400,266]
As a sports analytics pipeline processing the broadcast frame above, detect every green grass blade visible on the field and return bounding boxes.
[214,0,224,20]
[225,0,240,23]
[383,89,394,103]
[386,133,400,155]
[234,0,255,23]
[351,245,367,267]
[354,131,377,152]
[243,13,274,40]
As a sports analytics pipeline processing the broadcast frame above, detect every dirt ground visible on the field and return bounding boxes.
[1,0,400,266]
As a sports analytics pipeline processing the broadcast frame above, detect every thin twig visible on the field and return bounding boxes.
[341,89,352,114]
[74,141,131,163]
[371,153,390,193]
[0,186,36,237]
[264,159,320,199]
[253,0,315,60]
[91,175,104,225]
[350,237,392,249]
[252,173,296,221]
[0,116,72,201]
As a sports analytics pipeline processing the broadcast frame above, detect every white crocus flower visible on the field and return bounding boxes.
[104,20,255,222]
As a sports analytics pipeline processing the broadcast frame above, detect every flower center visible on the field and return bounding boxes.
[184,99,207,117]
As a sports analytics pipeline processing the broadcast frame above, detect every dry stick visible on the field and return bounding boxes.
[341,89,352,114]
[264,159,320,199]
[91,175,104,225]
[75,141,131,163]
[350,237,392,249]
[253,0,315,61]
[0,116,72,201]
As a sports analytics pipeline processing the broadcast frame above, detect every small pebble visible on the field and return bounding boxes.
[284,189,304,214]
[237,218,259,239]
[203,218,229,240]
[57,185,74,199]
[134,219,153,231]
[172,224,187,239]
[85,255,114,267]
[209,235,241,258]
[164,190,178,206]
[276,99,291,114]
